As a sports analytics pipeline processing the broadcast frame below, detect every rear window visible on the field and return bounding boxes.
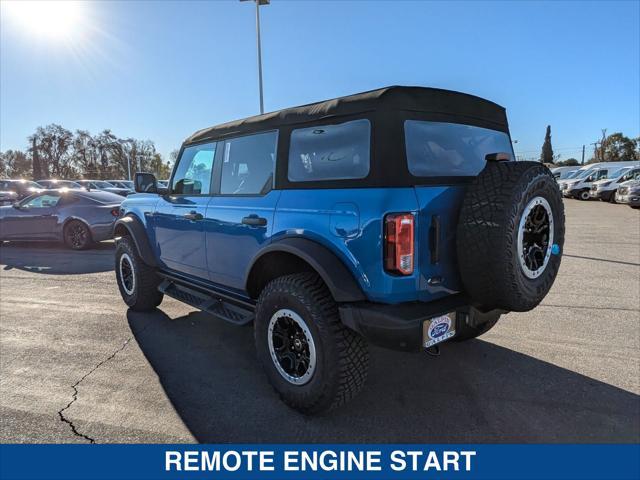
[405,120,513,177]
[288,119,370,182]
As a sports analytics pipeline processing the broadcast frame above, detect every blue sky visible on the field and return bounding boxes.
[1,0,638,163]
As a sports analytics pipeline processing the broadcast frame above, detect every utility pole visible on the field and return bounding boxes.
[241,0,270,114]
[581,145,585,165]
[591,142,600,162]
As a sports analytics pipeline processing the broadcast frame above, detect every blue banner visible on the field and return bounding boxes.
[1,444,638,480]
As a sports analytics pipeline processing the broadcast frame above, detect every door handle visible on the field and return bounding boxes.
[184,211,203,221]
[242,215,267,227]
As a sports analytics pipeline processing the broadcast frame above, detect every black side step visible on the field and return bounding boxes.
[158,279,254,326]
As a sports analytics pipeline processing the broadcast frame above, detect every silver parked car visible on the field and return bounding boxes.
[0,189,123,249]
[616,179,640,209]
[76,179,131,197]
[107,180,134,190]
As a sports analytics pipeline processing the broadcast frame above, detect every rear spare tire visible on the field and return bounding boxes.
[456,161,565,312]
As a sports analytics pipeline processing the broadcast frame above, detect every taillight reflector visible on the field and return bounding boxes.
[110,208,121,217]
[384,213,414,275]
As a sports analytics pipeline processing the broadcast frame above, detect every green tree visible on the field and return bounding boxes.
[0,150,31,178]
[597,133,639,162]
[556,158,579,167]
[540,125,554,163]
[149,153,171,179]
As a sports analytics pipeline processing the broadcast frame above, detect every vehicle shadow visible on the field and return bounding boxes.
[128,309,640,443]
[0,241,114,275]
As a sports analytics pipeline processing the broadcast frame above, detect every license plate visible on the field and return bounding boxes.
[423,314,456,348]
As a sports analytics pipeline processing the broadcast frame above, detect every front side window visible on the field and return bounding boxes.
[618,169,638,182]
[288,119,370,182]
[589,169,607,181]
[405,120,513,177]
[21,194,61,208]
[172,142,216,195]
[220,131,277,195]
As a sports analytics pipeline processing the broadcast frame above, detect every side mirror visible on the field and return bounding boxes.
[12,202,22,209]
[135,172,158,193]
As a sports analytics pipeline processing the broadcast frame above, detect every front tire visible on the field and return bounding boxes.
[254,272,369,414]
[579,190,591,201]
[115,236,163,311]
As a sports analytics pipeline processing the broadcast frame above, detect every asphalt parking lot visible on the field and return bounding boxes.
[0,200,638,443]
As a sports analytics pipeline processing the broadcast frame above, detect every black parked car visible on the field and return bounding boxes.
[36,179,86,190]
[0,189,123,249]
[0,179,42,205]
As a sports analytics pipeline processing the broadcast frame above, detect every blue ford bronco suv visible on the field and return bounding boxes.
[114,86,565,414]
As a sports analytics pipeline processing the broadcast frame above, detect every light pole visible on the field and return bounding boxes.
[241,0,269,114]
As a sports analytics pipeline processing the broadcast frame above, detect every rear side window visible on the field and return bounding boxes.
[220,131,277,195]
[288,119,370,182]
[172,142,216,195]
[405,120,513,177]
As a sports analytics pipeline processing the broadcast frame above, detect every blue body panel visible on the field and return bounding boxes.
[120,185,467,305]
[272,187,465,304]
[154,195,210,278]
[204,191,281,289]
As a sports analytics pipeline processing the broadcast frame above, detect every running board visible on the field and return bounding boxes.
[158,279,254,326]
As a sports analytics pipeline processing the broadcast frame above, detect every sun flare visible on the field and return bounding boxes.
[3,0,84,40]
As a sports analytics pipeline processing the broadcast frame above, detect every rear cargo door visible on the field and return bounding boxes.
[413,186,466,301]
[404,119,515,302]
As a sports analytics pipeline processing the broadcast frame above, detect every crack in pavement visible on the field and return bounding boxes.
[58,336,134,443]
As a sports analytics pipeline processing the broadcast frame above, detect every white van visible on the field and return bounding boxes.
[589,166,640,202]
[551,166,579,180]
[561,161,640,200]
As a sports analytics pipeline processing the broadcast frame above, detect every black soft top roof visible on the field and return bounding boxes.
[185,86,508,145]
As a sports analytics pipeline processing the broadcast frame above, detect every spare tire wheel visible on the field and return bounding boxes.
[456,161,565,312]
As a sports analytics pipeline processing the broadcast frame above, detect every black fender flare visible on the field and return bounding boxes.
[245,237,366,302]
[113,215,158,267]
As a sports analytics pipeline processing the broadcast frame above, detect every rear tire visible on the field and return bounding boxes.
[579,190,591,201]
[64,220,92,250]
[254,272,369,414]
[115,236,163,311]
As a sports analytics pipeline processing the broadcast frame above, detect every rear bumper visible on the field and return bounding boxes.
[339,294,503,352]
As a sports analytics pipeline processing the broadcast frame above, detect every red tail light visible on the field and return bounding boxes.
[110,208,121,217]
[384,213,414,275]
